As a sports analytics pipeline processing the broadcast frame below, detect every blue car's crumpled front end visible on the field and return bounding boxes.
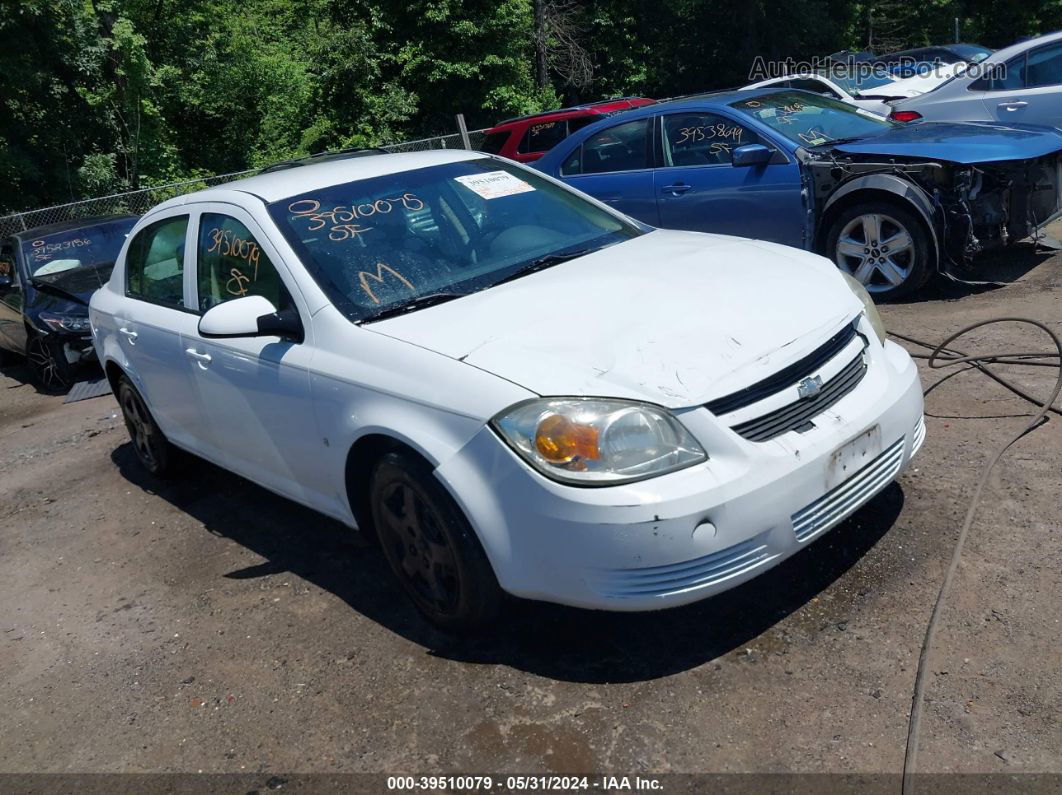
[833,120,1062,164]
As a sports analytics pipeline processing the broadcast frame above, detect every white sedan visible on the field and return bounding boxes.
[90,150,925,631]
[743,71,913,116]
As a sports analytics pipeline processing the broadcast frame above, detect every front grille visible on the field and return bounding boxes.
[592,531,774,599]
[730,351,867,442]
[706,323,858,415]
[791,437,905,543]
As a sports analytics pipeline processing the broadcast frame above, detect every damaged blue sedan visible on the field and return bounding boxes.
[533,88,1062,298]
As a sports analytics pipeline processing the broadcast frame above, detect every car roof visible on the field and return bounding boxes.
[149,150,485,209]
[490,98,653,129]
[985,29,1062,64]
[10,214,139,241]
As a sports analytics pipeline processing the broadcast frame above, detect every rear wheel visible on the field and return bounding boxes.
[26,333,75,394]
[369,450,502,632]
[117,375,176,477]
[826,202,933,300]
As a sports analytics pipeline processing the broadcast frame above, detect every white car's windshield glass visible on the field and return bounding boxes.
[269,158,642,322]
[23,219,137,280]
[730,91,894,147]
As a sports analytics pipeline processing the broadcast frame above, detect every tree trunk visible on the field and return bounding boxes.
[533,0,548,88]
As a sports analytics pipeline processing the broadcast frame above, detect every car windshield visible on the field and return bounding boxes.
[268,158,643,322]
[23,219,137,280]
[730,91,894,147]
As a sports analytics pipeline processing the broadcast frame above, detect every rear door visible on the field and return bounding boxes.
[985,44,1062,126]
[0,239,25,354]
[115,211,203,449]
[557,117,659,225]
[652,111,805,245]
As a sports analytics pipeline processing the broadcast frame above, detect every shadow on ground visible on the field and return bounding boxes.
[889,242,1054,305]
[111,442,904,684]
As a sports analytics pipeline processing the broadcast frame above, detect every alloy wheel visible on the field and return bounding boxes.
[120,387,161,471]
[834,212,916,293]
[27,336,71,392]
[377,478,460,613]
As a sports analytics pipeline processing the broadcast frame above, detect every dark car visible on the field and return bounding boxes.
[480,97,656,163]
[534,88,1062,298]
[0,215,139,392]
[875,43,993,76]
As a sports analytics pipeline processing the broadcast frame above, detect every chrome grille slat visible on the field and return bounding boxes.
[730,352,868,442]
[792,437,905,542]
[593,531,775,598]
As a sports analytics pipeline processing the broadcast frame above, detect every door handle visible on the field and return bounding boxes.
[184,348,212,365]
[119,327,138,342]
[661,183,693,195]
[998,101,1028,110]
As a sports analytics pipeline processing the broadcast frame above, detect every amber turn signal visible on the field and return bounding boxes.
[534,414,600,464]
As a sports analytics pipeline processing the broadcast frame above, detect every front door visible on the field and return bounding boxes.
[653,112,805,246]
[985,44,1062,127]
[180,205,325,506]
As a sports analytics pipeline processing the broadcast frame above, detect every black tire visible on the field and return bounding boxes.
[825,201,934,300]
[369,450,502,632]
[117,375,177,477]
[26,332,76,394]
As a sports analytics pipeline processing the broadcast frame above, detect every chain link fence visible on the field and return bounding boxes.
[0,128,488,239]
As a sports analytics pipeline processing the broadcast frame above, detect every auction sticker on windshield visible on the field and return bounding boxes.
[454,170,535,199]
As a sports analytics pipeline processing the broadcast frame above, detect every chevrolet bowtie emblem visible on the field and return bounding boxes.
[797,375,824,400]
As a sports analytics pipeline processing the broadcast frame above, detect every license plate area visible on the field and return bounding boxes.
[827,425,882,490]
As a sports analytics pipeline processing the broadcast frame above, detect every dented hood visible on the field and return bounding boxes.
[835,121,1062,164]
[369,230,862,408]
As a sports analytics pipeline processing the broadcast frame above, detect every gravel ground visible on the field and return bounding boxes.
[0,245,1059,777]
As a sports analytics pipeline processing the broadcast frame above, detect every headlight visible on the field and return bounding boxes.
[840,272,886,344]
[491,398,707,485]
[37,312,91,333]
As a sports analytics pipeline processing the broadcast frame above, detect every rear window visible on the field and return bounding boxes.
[479,132,509,155]
[517,120,569,154]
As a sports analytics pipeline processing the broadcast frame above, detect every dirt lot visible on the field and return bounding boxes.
[1,246,1060,779]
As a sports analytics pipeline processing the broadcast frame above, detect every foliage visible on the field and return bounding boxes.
[2,0,1062,212]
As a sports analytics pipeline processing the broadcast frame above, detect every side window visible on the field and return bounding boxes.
[479,131,509,154]
[662,113,759,167]
[0,241,16,284]
[125,216,189,308]
[789,79,842,99]
[1026,43,1062,88]
[196,214,291,312]
[517,120,569,154]
[973,54,1026,91]
[561,119,650,176]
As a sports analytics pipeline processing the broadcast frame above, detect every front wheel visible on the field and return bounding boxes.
[370,451,502,633]
[826,202,934,300]
[26,333,76,393]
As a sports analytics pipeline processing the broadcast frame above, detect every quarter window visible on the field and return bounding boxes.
[517,120,569,154]
[662,113,758,166]
[561,119,650,176]
[196,214,290,312]
[125,216,188,308]
[479,131,509,154]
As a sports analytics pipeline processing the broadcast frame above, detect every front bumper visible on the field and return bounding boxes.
[436,338,924,611]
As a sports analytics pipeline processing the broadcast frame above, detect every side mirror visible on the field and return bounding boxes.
[732,144,773,167]
[198,295,303,343]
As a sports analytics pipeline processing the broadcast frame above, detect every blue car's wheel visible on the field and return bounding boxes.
[827,202,933,300]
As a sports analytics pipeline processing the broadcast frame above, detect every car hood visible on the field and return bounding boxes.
[834,122,1062,163]
[369,230,862,409]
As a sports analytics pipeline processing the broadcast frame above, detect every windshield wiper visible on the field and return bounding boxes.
[357,292,468,324]
[492,248,594,286]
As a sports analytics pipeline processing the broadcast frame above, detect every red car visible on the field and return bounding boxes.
[479,97,656,163]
